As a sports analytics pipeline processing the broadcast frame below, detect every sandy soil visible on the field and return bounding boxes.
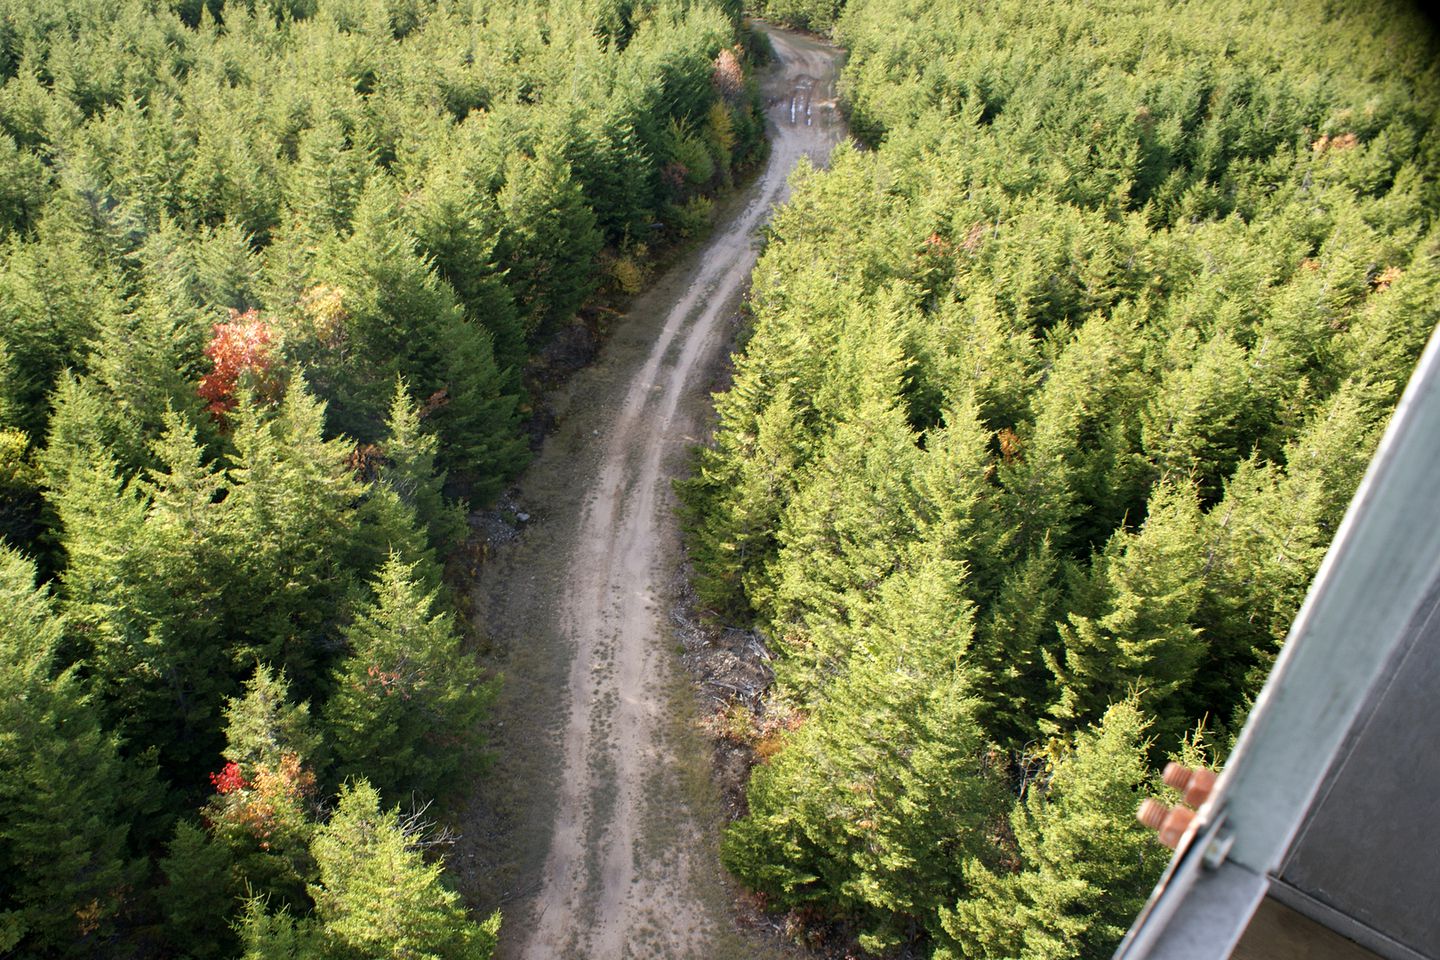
[458,25,845,960]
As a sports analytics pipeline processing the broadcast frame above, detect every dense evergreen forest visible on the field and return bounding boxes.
[682,0,1440,956]
[0,0,764,955]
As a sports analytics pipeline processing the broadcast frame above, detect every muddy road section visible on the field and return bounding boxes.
[459,25,845,960]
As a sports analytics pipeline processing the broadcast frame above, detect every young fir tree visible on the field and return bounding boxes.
[495,145,604,341]
[909,393,1006,602]
[404,158,526,389]
[762,312,924,694]
[323,553,494,804]
[221,663,326,776]
[158,820,235,960]
[1192,380,1382,716]
[302,780,501,960]
[221,383,367,691]
[678,375,807,621]
[0,428,44,555]
[0,341,22,432]
[762,389,923,694]
[940,700,1165,960]
[234,898,321,960]
[284,118,373,242]
[203,665,323,917]
[378,379,467,556]
[312,176,526,497]
[0,231,120,438]
[39,372,148,494]
[1047,479,1207,744]
[0,546,149,958]
[724,550,1004,952]
[968,538,1064,749]
[997,310,1149,559]
[54,411,235,776]
[1140,328,1262,502]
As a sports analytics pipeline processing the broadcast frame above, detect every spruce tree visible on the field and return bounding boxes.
[323,553,493,803]
[221,383,366,691]
[306,780,501,960]
[910,393,1006,601]
[724,551,1003,951]
[234,898,322,960]
[311,176,526,496]
[159,821,235,960]
[221,664,326,776]
[405,159,526,387]
[941,700,1165,960]
[762,313,924,694]
[39,372,147,494]
[284,118,373,241]
[204,665,322,915]
[0,546,147,958]
[1141,328,1261,502]
[679,376,807,621]
[379,379,466,556]
[997,310,1149,559]
[0,232,119,437]
[969,538,1064,749]
[763,389,923,694]
[496,145,603,340]
[1193,381,1382,714]
[1047,480,1207,743]
[0,429,44,555]
[56,411,234,775]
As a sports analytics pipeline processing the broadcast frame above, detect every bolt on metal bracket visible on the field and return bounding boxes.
[1202,825,1234,871]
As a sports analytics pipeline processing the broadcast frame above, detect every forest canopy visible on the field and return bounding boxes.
[0,0,763,956]
[681,0,1440,956]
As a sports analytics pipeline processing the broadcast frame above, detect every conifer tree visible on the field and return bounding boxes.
[204,665,322,915]
[56,411,234,774]
[940,700,1165,960]
[1047,480,1207,743]
[762,311,924,693]
[1193,381,1382,714]
[221,383,366,690]
[0,428,44,554]
[159,821,235,960]
[0,232,119,437]
[763,388,923,693]
[284,119,373,241]
[306,780,501,960]
[405,159,526,387]
[39,372,147,493]
[221,664,326,776]
[910,393,1006,601]
[0,546,147,958]
[679,376,807,620]
[496,146,603,340]
[379,379,466,555]
[324,553,494,803]
[178,98,281,240]
[724,552,1003,951]
[0,341,23,432]
[1141,328,1261,502]
[312,176,526,495]
[997,311,1148,559]
[969,538,1063,749]
[234,898,322,960]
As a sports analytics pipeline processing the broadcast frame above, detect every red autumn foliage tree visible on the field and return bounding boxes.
[208,761,247,795]
[197,310,278,420]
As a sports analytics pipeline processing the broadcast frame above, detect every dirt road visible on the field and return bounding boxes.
[462,25,845,960]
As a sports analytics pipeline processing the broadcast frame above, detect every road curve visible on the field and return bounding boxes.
[507,25,845,960]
